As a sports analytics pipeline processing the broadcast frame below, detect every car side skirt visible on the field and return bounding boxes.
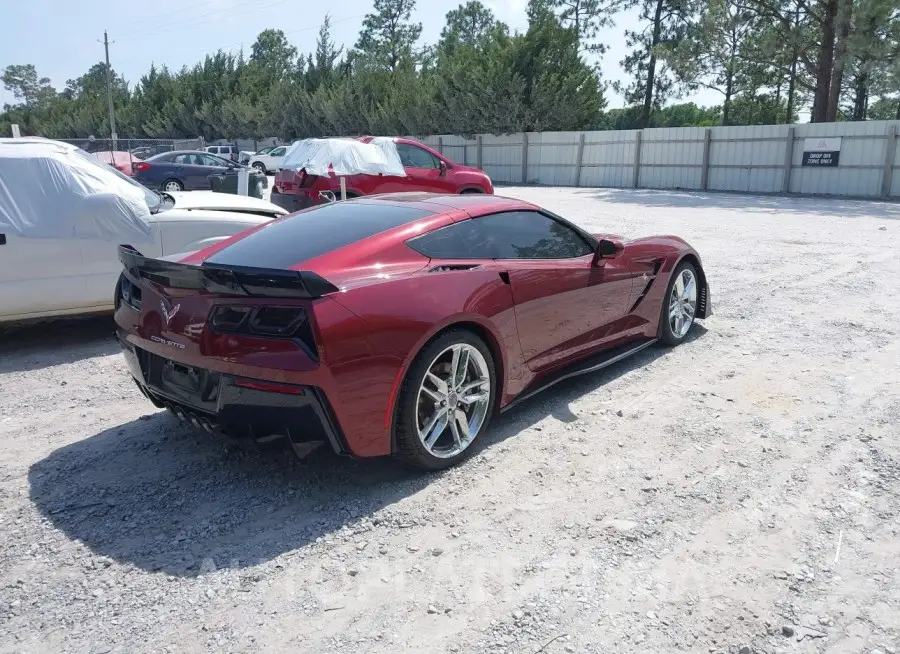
[500,337,657,414]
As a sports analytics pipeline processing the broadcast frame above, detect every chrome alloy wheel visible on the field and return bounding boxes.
[416,343,491,459]
[163,180,182,192]
[669,267,697,338]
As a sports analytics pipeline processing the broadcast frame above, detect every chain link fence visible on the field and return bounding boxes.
[59,138,205,173]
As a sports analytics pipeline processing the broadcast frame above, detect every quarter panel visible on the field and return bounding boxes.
[331,268,530,409]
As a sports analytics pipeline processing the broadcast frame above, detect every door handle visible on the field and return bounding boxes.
[0,234,6,245]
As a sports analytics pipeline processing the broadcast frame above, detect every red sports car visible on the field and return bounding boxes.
[115,193,710,470]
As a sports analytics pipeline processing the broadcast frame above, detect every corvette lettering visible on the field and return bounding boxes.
[150,335,186,349]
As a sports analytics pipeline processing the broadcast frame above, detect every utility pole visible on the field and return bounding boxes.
[102,30,117,150]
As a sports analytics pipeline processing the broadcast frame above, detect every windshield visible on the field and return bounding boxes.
[74,148,161,213]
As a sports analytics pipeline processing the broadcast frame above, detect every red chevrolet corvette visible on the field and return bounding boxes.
[115,193,711,470]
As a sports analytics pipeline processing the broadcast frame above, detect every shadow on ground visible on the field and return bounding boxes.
[28,329,703,577]
[575,188,900,220]
[0,316,118,374]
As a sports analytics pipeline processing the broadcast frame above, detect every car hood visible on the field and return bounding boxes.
[453,163,487,174]
[164,191,286,215]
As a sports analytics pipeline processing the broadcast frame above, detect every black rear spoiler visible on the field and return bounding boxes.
[118,245,339,299]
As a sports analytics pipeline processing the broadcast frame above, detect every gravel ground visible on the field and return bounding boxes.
[1,188,899,654]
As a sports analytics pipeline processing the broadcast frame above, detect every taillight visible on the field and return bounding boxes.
[118,274,142,311]
[134,162,151,173]
[210,305,317,356]
[211,306,308,337]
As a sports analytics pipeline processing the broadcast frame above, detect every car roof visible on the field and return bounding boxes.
[356,192,537,215]
[152,150,215,157]
[186,193,540,270]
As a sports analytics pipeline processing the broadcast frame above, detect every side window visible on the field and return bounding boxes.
[473,211,594,260]
[173,154,192,164]
[397,143,440,169]
[199,154,226,167]
[271,146,287,156]
[407,220,495,259]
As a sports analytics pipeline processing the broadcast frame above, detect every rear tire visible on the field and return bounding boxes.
[394,330,496,471]
[659,261,699,347]
[460,188,484,194]
[162,178,184,192]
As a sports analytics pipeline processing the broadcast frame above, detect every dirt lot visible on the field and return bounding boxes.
[1,188,898,654]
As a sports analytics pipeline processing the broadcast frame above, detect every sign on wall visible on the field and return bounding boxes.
[802,137,841,167]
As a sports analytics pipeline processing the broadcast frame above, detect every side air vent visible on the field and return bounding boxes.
[429,264,482,273]
[628,258,663,313]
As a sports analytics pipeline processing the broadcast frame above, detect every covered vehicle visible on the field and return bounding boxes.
[270,137,493,212]
[0,138,287,324]
[115,193,711,471]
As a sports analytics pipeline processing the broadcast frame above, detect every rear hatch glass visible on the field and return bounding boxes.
[204,202,434,269]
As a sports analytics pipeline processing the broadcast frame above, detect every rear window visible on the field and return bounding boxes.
[205,202,435,269]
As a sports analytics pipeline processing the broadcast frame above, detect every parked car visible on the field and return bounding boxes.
[130,145,170,159]
[270,137,493,212]
[114,193,711,470]
[205,144,239,161]
[248,144,288,173]
[239,145,275,165]
[0,138,287,324]
[94,150,142,176]
[133,150,266,193]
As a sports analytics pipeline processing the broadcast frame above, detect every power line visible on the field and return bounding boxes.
[196,13,366,59]
[117,13,366,71]
[113,0,234,36]
[116,0,303,39]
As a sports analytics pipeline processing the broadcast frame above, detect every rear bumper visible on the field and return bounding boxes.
[270,190,318,213]
[119,337,350,456]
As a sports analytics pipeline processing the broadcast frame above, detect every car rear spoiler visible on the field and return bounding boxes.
[118,245,339,299]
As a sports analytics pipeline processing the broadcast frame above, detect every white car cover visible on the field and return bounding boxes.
[279,137,406,177]
[0,137,153,243]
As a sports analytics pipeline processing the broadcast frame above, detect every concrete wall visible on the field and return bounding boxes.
[419,120,900,199]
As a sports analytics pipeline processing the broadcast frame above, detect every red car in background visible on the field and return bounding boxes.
[94,150,142,176]
[114,193,711,471]
[270,137,493,212]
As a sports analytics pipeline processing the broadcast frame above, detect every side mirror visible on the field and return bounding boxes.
[594,238,624,265]
[439,160,447,176]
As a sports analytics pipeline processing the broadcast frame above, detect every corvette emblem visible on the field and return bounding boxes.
[160,299,181,326]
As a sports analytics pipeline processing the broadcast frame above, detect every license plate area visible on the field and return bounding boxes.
[145,352,221,412]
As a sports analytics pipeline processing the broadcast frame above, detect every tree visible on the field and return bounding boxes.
[514,15,606,130]
[666,0,758,125]
[552,0,616,54]
[305,15,343,90]
[2,64,56,107]
[617,0,695,128]
[440,2,498,51]
[250,29,299,81]
[527,0,556,26]
[844,0,899,119]
[354,0,423,72]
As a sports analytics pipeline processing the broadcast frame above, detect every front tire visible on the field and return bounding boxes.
[394,330,496,471]
[659,261,699,346]
[252,162,266,173]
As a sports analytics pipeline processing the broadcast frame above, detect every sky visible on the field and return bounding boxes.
[0,0,723,111]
